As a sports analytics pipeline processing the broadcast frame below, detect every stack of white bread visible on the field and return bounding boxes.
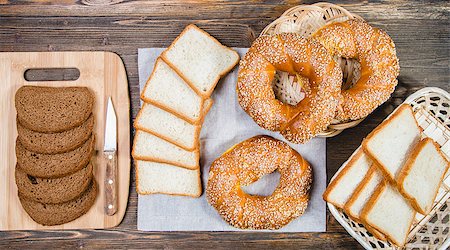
[324,104,449,247]
[132,24,239,197]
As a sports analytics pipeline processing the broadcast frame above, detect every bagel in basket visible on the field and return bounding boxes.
[312,19,400,122]
[237,33,342,143]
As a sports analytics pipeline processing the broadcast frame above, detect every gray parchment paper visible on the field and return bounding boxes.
[137,48,326,232]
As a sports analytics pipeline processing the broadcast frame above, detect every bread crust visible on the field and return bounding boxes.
[343,165,387,241]
[15,86,94,133]
[134,104,201,151]
[15,163,93,204]
[140,57,205,125]
[131,130,200,170]
[362,104,421,182]
[396,138,450,214]
[16,135,95,178]
[360,181,415,247]
[17,114,94,154]
[322,149,367,208]
[343,164,378,221]
[134,99,213,152]
[135,160,202,197]
[160,24,239,99]
[19,180,97,226]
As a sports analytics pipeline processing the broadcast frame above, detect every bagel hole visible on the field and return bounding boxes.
[272,71,307,106]
[337,57,361,90]
[241,170,280,197]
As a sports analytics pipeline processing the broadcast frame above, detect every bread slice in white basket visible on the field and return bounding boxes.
[161,24,239,98]
[344,165,386,240]
[141,57,204,124]
[136,160,201,197]
[132,130,199,170]
[361,181,416,247]
[362,104,421,182]
[344,165,384,221]
[397,138,449,214]
[323,149,372,208]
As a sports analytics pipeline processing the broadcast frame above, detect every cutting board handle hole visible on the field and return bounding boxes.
[24,68,80,82]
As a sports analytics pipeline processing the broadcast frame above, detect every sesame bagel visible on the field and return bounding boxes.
[312,19,399,121]
[237,33,342,143]
[206,135,312,230]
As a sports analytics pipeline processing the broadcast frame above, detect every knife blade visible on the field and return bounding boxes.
[103,96,118,216]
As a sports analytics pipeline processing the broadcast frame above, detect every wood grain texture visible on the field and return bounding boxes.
[0,52,130,230]
[0,0,449,249]
[104,150,118,216]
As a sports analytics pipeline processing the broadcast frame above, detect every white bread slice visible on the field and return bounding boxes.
[136,160,201,197]
[344,165,386,240]
[134,103,201,151]
[161,24,239,98]
[201,98,214,122]
[362,104,421,182]
[323,149,372,208]
[134,99,213,151]
[397,138,450,214]
[344,165,384,221]
[132,130,199,170]
[361,182,416,247]
[141,57,204,124]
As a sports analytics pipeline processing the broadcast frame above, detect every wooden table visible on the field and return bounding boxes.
[0,1,448,249]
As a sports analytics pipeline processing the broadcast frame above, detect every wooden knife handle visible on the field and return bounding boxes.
[104,150,118,216]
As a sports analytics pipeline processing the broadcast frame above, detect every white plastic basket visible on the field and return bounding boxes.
[328,87,450,250]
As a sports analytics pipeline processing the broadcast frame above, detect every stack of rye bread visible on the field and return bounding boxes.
[324,104,449,247]
[132,24,239,197]
[15,86,97,226]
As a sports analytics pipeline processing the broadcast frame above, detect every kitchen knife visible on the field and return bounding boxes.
[103,96,118,216]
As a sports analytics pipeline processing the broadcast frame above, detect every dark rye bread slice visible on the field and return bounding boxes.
[19,179,97,226]
[15,162,93,204]
[16,135,95,178]
[15,86,94,133]
[17,114,94,154]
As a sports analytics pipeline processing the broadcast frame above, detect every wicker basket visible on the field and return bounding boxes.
[260,2,374,137]
[328,87,450,250]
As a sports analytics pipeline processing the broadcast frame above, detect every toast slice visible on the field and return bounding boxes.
[362,104,421,182]
[161,24,239,98]
[17,114,94,154]
[19,179,97,226]
[134,103,201,151]
[344,165,386,240]
[141,58,204,124]
[397,138,449,214]
[15,86,94,133]
[136,160,201,197]
[15,163,93,204]
[361,181,416,247]
[132,130,199,170]
[344,165,384,222]
[134,97,213,151]
[323,149,372,208]
[16,135,95,178]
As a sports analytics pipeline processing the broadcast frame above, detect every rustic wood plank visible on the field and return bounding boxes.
[0,0,448,248]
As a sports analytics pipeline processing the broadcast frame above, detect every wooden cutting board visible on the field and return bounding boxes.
[0,52,130,230]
